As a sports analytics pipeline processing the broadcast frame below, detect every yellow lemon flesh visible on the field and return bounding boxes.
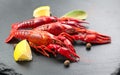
[14,40,32,61]
[33,6,50,17]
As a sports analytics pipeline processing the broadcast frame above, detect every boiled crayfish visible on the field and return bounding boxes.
[11,16,87,30]
[6,29,79,62]
[32,22,111,44]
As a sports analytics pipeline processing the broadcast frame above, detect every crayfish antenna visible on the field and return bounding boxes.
[59,17,89,28]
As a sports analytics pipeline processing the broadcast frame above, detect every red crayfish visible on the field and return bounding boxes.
[6,29,79,62]
[11,16,87,30]
[32,22,111,44]
[5,16,111,62]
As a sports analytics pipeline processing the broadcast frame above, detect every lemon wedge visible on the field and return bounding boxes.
[14,40,32,61]
[33,6,50,17]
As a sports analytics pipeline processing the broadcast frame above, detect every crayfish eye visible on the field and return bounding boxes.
[66,28,76,34]
[52,40,56,43]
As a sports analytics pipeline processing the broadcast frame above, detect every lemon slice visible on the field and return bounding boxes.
[14,40,32,61]
[33,6,50,17]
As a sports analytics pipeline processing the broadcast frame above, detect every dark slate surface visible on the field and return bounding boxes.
[0,0,120,75]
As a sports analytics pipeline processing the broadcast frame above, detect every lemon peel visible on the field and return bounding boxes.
[33,6,50,17]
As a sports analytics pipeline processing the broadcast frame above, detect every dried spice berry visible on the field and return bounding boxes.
[64,60,70,67]
[86,43,92,50]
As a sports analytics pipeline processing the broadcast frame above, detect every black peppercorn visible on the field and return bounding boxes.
[64,60,70,67]
[86,43,92,50]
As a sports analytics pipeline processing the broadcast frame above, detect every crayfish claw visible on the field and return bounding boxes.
[57,47,80,62]
[84,30,111,44]
[94,33,111,44]
[72,29,111,44]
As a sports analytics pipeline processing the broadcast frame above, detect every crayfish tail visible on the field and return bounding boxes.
[5,35,14,43]
[11,22,20,29]
[5,29,16,43]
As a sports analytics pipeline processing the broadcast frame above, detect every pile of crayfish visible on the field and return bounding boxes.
[5,16,111,62]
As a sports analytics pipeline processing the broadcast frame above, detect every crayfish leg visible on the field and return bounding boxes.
[29,42,55,57]
[47,44,79,62]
